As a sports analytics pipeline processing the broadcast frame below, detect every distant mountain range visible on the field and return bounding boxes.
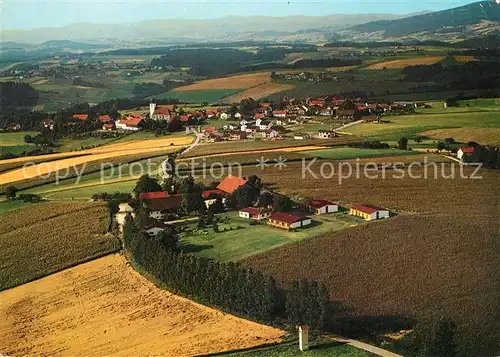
[340,1,500,41]
[1,13,412,45]
[1,1,499,47]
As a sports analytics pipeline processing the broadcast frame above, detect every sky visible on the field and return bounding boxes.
[1,0,478,30]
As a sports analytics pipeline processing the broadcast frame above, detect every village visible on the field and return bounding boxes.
[116,174,392,247]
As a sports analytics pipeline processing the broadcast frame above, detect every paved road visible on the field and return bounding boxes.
[325,335,403,357]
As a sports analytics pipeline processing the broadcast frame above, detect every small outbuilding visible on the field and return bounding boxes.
[349,204,389,221]
[268,212,312,230]
[239,207,271,220]
[309,199,339,215]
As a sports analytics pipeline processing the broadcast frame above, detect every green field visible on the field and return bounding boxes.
[302,147,420,160]
[180,211,363,262]
[0,131,38,154]
[344,111,500,141]
[0,199,31,213]
[229,339,373,356]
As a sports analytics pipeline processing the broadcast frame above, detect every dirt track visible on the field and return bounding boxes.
[0,254,284,356]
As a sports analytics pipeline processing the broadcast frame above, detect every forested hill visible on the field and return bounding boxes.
[349,1,500,37]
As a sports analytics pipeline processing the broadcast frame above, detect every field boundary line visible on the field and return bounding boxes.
[325,334,403,357]
[0,247,120,293]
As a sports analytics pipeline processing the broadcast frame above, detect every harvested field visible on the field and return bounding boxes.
[241,161,500,351]
[420,127,500,146]
[365,56,444,70]
[0,254,284,356]
[0,136,192,186]
[181,137,362,159]
[222,82,296,103]
[0,201,119,290]
[174,72,270,91]
[327,65,359,72]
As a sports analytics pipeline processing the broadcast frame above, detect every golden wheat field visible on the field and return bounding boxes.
[0,137,192,185]
[173,72,270,91]
[222,82,296,103]
[0,254,284,356]
[365,56,445,69]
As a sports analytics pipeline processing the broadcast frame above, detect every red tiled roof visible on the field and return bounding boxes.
[239,207,264,215]
[140,192,169,200]
[272,110,287,115]
[145,195,182,211]
[102,123,114,129]
[459,146,475,154]
[154,107,172,115]
[260,102,272,107]
[310,100,325,106]
[73,114,88,120]
[180,115,190,122]
[202,189,225,198]
[217,176,247,194]
[351,204,387,214]
[203,127,216,133]
[207,110,217,115]
[129,112,143,119]
[118,118,143,127]
[98,115,111,122]
[269,212,308,224]
[255,113,265,119]
[309,199,336,209]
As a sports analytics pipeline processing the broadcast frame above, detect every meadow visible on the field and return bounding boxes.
[0,201,120,290]
[221,82,296,103]
[180,211,363,262]
[344,111,500,141]
[301,147,420,160]
[156,88,241,104]
[0,254,284,356]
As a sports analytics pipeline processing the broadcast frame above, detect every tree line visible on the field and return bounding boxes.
[123,212,331,327]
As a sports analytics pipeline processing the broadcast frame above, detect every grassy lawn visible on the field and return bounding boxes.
[0,131,38,154]
[344,111,500,141]
[0,199,32,213]
[180,211,363,262]
[301,147,419,160]
[228,339,373,356]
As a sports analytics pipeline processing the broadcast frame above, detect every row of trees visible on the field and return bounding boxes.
[123,213,332,327]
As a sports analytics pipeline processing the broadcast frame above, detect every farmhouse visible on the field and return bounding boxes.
[336,110,355,120]
[143,195,182,220]
[268,212,312,230]
[98,114,112,122]
[140,192,170,200]
[361,115,379,123]
[217,176,247,194]
[309,200,339,215]
[272,110,287,118]
[457,146,475,161]
[102,123,114,130]
[239,207,271,220]
[73,114,88,120]
[317,130,337,139]
[116,118,143,131]
[349,204,389,221]
[144,221,171,237]
[150,102,173,121]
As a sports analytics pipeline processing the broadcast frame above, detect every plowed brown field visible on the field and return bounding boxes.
[0,254,284,356]
[241,161,500,347]
[222,82,296,103]
[174,72,270,91]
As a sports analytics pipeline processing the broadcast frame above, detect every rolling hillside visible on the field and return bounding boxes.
[343,1,500,41]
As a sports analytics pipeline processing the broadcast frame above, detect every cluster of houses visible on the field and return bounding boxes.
[117,175,390,237]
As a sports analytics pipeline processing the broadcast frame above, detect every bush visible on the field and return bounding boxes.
[5,186,18,199]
